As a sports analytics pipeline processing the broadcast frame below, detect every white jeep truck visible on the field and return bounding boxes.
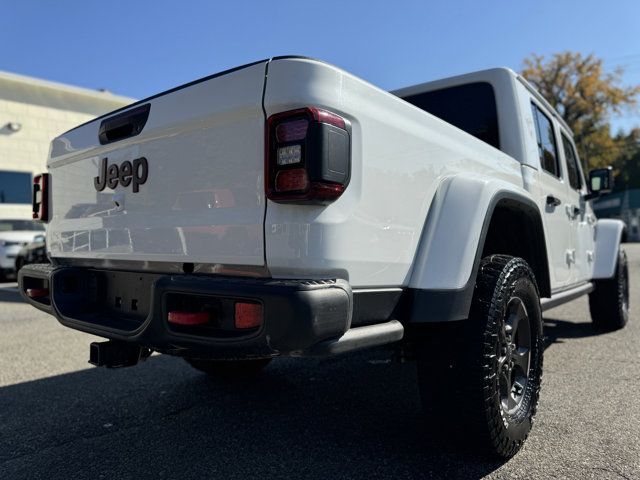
[19,56,629,458]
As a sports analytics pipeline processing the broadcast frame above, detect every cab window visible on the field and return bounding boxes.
[530,103,560,177]
[401,82,500,150]
[561,133,582,190]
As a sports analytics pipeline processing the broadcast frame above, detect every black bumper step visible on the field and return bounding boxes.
[18,264,354,357]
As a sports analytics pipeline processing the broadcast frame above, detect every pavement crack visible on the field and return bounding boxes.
[590,466,634,480]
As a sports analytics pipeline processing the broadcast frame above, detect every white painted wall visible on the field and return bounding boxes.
[0,70,133,219]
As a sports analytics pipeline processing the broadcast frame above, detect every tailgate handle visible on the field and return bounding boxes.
[98,104,150,145]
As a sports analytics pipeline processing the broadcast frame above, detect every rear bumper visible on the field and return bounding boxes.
[18,264,353,358]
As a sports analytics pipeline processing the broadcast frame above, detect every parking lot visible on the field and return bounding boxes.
[1,245,639,479]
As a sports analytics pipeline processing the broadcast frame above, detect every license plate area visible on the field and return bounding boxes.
[53,269,161,332]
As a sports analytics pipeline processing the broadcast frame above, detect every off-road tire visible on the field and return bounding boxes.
[415,255,544,458]
[589,249,629,331]
[184,357,272,378]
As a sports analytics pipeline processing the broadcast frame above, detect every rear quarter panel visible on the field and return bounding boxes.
[263,58,524,288]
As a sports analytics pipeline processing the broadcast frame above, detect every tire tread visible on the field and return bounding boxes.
[416,255,543,458]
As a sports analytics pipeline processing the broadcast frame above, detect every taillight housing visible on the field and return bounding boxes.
[266,107,351,204]
[32,173,50,222]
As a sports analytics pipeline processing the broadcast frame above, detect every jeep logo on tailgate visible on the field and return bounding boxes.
[94,157,148,193]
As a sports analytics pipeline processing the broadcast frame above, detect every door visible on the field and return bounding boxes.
[530,102,573,290]
[560,132,596,284]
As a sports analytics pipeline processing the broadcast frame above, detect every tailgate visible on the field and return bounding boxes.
[47,61,268,267]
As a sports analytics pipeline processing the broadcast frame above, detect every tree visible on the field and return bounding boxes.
[521,52,640,169]
[612,128,640,191]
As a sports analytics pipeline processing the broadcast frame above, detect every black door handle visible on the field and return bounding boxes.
[99,104,150,145]
[546,195,562,207]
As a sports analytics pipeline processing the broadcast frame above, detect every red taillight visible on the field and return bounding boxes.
[275,168,309,192]
[167,311,210,325]
[234,302,263,329]
[32,173,50,222]
[311,108,346,129]
[266,107,350,204]
[276,118,308,142]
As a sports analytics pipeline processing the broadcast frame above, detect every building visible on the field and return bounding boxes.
[593,189,640,242]
[0,70,133,218]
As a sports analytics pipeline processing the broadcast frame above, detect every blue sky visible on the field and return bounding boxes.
[2,0,639,131]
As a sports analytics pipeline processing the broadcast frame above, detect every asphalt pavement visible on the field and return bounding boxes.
[1,246,639,479]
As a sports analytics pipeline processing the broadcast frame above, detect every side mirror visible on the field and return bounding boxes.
[586,166,614,200]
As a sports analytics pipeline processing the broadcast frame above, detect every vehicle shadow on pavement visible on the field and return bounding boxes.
[0,350,506,480]
[0,287,22,304]
[543,317,605,348]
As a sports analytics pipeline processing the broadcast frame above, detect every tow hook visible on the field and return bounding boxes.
[89,341,152,368]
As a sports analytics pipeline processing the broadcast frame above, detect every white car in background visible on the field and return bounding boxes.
[0,219,45,281]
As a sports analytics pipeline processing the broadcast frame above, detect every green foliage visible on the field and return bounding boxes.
[521,51,640,171]
[612,128,640,191]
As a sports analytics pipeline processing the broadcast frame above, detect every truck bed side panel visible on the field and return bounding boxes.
[263,58,524,288]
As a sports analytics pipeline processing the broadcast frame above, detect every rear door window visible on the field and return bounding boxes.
[561,134,582,190]
[531,103,560,177]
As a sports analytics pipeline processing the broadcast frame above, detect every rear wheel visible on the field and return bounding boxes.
[415,255,544,458]
[184,357,272,378]
[589,249,629,331]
